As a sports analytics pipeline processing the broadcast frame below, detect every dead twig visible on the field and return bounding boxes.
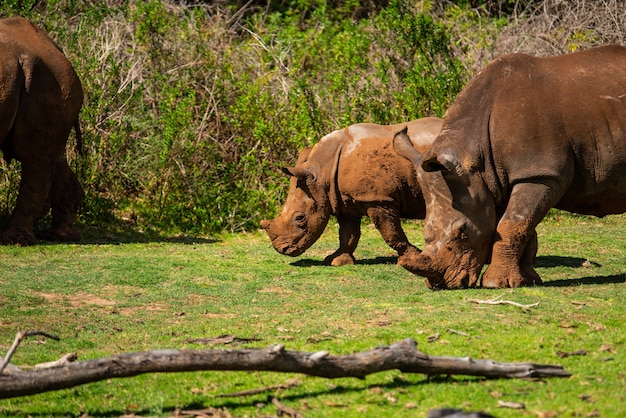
[497,400,525,409]
[447,329,470,337]
[556,349,587,358]
[174,406,232,417]
[467,294,539,310]
[272,396,305,418]
[187,334,261,346]
[0,331,60,375]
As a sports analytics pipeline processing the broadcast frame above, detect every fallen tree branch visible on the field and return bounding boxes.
[467,294,539,309]
[0,338,570,399]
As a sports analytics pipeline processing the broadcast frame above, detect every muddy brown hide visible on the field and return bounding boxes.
[0,17,84,245]
[394,45,626,289]
[261,117,443,266]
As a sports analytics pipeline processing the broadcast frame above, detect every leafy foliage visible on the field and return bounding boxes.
[0,1,469,236]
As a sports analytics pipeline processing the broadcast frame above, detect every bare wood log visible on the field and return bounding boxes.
[0,338,570,399]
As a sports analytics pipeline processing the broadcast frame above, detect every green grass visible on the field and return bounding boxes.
[0,213,625,417]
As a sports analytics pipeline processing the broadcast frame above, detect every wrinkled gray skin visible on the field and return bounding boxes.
[0,17,84,245]
[394,45,626,289]
[261,117,443,266]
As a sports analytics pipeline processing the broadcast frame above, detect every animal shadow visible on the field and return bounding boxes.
[535,255,625,286]
[543,274,626,287]
[291,258,326,267]
[291,256,397,267]
[534,255,599,268]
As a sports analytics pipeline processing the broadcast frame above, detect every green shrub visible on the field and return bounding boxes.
[0,1,471,237]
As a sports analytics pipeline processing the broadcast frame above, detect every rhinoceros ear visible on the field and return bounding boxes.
[282,166,315,181]
[393,127,423,167]
[422,153,470,186]
[422,154,446,172]
[296,147,312,165]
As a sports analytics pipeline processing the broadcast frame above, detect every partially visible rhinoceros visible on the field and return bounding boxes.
[261,117,443,265]
[0,17,84,245]
[394,45,626,289]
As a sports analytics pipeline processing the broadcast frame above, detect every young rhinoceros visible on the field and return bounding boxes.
[260,117,443,266]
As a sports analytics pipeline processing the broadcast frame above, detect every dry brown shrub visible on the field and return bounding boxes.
[495,0,626,56]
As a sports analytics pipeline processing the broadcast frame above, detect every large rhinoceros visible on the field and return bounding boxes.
[0,17,84,245]
[261,117,443,265]
[393,45,626,289]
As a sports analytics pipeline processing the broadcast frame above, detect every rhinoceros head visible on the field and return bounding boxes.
[394,128,496,289]
[261,147,332,257]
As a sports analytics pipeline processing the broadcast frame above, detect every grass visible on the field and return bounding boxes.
[0,212,625,417]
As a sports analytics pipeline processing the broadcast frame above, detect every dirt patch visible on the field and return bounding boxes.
[117,304,168,316]
[202,312,237,319]
[30,291,116,308]
[257,286,292,295]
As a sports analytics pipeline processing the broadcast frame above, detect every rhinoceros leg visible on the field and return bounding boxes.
[324,214,360,266]
[38,155,83,242]
[482,182,556,288]
[0,160,53,245]
[367,206,420,262]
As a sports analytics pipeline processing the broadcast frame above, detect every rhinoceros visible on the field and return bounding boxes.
[0,17,84,245]
[393,44,626,289]
[261,117,443,266]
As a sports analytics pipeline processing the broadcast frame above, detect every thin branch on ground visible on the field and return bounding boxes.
[186,335,261,346]
[272,396,305,418]
[467,294,540,309]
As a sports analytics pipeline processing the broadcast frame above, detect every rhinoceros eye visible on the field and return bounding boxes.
[451,219,468,240]
[294,213,307,228]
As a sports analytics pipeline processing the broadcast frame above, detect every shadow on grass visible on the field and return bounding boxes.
[535,255,600,268]
[31,222,221,245]
[291,258,326,267]
[291,256,397,267]
[544,274,626,287]
[294,255,598,269]
[357,256,398,265]
[535,255,625,286]
[0,376,475,417]
[176,375,483,416]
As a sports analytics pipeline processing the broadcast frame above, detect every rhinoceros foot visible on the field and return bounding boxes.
[38,225,81,242]
[324,252,356,266]
[0,226,37,246]
[481,263,542,288]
